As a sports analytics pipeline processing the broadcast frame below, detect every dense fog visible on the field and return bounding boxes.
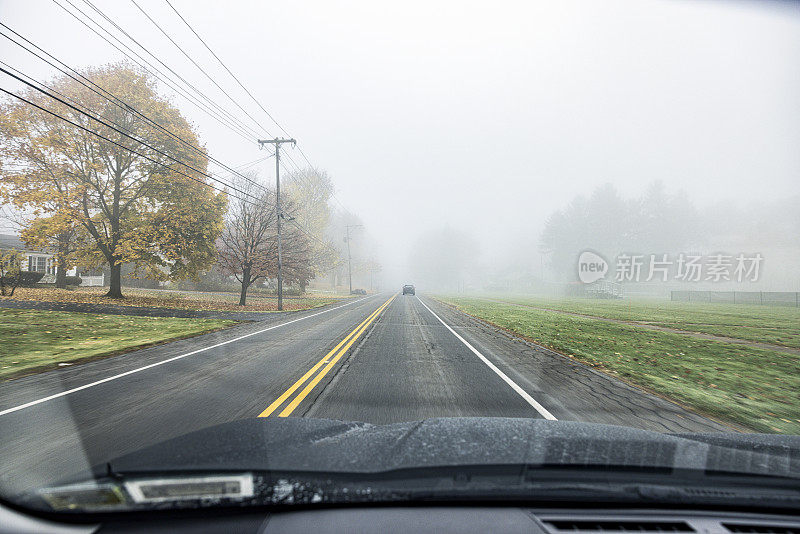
[2,0,798,295]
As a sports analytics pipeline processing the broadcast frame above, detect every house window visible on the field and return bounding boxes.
[28,256,48,273]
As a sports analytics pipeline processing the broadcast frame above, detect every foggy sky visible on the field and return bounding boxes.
[1,0,799,288]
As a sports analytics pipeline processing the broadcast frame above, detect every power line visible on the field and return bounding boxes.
[49,0,261,144]
[214,155,272,180]
[288,218,334,252]
[53,0,255,144]
[80,0,263,140]
[254,142,345,214]
[0,85,245,205]
[163,0,291,139]
[130,0,275,141]
[1,65,261,202]
[62,0,306,194]
[57,0,351,218]
[0,87,238,203]
[128,0,316,203]
[1,85,262,209]
[0,56,229,189]
[130,0,311,191]
[0,26,269,194]
[1,12,343,249]
[295,148,352,214]
[0,58,111,119]
[0,94,336,276]
[231,155,273,170]
[160,0,353,214]
[0,79,261,207]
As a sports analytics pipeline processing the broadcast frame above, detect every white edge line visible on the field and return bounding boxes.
[0,294,377,417]
[416,297,557,421]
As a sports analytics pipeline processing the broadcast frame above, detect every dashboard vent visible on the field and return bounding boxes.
[545,521,695,533]
[723,525,800,534]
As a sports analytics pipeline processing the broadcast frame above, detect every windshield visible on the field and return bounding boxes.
[0,0,799,514]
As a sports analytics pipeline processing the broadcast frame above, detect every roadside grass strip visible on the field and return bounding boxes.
[0,309,235,381]
[439,297,800,434]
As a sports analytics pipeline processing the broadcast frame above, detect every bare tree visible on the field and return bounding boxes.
[280,218,314,292]
[217,175,275,306]
[217,174,313,306]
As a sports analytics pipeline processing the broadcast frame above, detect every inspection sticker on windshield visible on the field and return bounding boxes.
[124,474,255,504]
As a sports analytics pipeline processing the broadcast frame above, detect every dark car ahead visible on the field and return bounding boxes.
[402,284,415,295]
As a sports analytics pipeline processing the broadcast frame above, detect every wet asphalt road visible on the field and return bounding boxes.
[0,293,730,494]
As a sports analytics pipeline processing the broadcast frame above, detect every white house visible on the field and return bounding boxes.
[0,234,58,280]
[0,234,104,286]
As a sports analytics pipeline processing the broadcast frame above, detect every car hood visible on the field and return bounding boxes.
[92,417,800,478]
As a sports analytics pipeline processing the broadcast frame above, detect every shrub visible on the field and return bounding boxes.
[17,271,45,287]
[0,271,44,293]
[64,275,83,286]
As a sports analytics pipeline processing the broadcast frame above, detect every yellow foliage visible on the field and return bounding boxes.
[0,63,227,292]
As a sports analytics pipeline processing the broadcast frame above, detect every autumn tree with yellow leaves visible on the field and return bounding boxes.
[0,63,226,298]
[283,167,340,286]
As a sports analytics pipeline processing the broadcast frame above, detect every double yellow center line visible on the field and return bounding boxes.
[258,293,397,418]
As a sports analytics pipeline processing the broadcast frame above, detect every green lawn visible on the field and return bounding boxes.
[438,297,800,434]
[0,309,236,381]
[479,295,800,349]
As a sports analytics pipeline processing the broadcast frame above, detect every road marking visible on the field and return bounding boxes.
[259,293,396,418]
[416,297,557,421]
[257,299,387,417]
[0,295,377,417]
[278,295,395,417]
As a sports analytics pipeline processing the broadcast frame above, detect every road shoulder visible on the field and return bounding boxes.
[426,296,736,433]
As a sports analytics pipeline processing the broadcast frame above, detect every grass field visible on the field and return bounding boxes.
[0,309,235,381]
[438,296,800,434]
[1,287,347,313]
[481,295,800,349]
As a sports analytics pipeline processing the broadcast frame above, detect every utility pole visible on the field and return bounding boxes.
[344,224,362,294]
[258,137,296,310]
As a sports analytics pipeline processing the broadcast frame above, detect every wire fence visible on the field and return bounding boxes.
[671,290,800,307]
